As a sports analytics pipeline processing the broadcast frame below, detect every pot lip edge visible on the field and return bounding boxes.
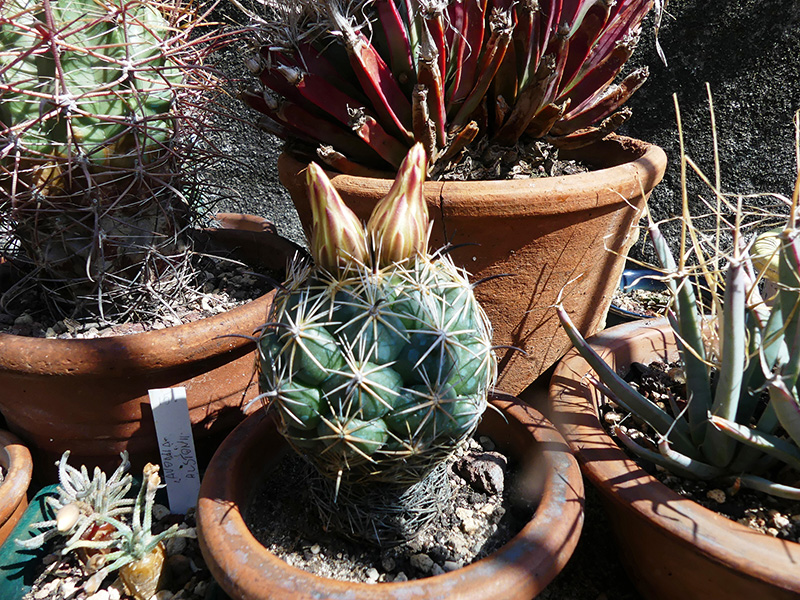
[549,318,800,572]
[197,394,585,596]
[279,135,666,186]
[0,289,274,374]
[278,136,667,218]
[0,430,32,523]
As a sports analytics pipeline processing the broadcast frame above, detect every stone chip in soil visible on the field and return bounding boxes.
[245,436,535,584]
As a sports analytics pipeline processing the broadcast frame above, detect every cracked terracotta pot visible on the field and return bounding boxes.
[278,135,667,395]
[0,430,32,547]
[549,319,800,600]
[197,393,584,600]
[0,219,303,480]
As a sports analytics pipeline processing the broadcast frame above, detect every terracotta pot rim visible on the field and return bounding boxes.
[0,226,278,375]
[197,394,584,600]
[0,291,273,368]
[280,135,668,218]
[0,430,32,527]
[549,318,800,591]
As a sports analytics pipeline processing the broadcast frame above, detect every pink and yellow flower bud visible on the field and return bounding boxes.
[366,143,429,267]
[307,163,369,271]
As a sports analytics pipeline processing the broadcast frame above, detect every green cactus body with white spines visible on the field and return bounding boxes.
[258,145,496,485]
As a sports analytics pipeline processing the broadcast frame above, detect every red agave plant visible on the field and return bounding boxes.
[239,0,662,174]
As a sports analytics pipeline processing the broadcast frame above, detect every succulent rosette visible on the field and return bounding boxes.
[243,0,659,173]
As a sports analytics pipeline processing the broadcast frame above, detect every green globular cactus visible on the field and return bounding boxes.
[257,144,496,488]
[1,0,216,321]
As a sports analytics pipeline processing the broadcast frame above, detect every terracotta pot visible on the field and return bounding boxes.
[278,136,667,394]
[0,430,32,547]
[0,220,301,480]
[197,394,584,600]
[549,319,800,599]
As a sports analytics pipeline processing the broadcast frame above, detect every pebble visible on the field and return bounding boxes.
[430,563,446,576]
[365,568,380,582]
[381,556,395,572]
[86,591,110,600]
[706,489,726,504]
[151,503,170,521]
[393,572,408,582]
[410,553,435,573]
[310,543,321,555]
[455,507,480,534]
[442,560,462,572]
[14,313,33,326]
[627,429,646,442]
[166,554,194,588]
[33,580,56,599]
[63,579,81,597]
[772,513,791,530]
[478,436,496,451]
[461,515,480,534]
[166,535,188,556]
[453,452,507,495]
[603,411,622,425]
[192,580,209,598]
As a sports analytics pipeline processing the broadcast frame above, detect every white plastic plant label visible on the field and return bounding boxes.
[148,387,200,515]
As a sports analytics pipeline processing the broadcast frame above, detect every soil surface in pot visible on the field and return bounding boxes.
[245,435,534,584]
[605,359,800,543]
[0,255,277,339]
[610,287,670,318]
[21,507,211,600]
[433,137,589,181]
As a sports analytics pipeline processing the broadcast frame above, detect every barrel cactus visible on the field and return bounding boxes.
[1,0,217,321]
[257,144,496,540]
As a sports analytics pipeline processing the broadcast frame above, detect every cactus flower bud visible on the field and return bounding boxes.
[56,503,81,533]
[366,143,429,267]
[751,227,783,282]
[307,163,369,271]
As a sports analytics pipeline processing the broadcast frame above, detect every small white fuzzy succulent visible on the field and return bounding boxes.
[18,451,135,552]
[18,452,195,600]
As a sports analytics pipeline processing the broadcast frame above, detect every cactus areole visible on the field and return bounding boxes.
[257,144,497,490]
